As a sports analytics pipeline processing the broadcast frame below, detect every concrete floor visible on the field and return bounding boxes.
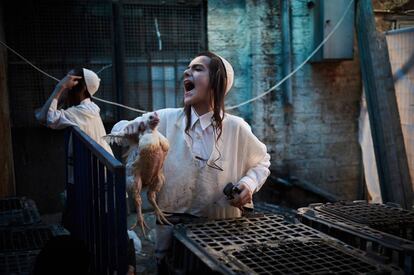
[40,211,158,274]
[127,212,158,275]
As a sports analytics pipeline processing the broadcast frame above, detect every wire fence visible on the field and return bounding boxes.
[3,0,206,127]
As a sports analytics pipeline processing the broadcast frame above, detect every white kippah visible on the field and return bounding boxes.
[83,68,101,96]
[217,55,234,94]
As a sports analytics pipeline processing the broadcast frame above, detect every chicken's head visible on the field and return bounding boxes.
[142,112,160,130]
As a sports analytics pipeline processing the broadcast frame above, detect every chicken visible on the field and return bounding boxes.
[131,112,171,234]
[105,112,171,235]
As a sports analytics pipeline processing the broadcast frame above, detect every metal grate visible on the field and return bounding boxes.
[0,197,41,227]
[0,225,67,252]
[171,214,402,274]
[231,240,383,275]
[0,250,38,275]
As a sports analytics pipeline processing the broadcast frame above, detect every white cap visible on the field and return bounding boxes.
[217,55,234,94]
[83,68,101,96]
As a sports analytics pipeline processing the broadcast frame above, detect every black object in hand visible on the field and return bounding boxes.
[223,182,241,200]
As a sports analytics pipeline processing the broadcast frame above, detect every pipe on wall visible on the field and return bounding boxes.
[281,0,293,108]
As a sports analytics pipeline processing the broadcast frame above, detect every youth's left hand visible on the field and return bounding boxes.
[230,182,252,209]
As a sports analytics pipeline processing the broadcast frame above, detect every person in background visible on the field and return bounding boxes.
[35,69,130,270]
[36,68,112,155]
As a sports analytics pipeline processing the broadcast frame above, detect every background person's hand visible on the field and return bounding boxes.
[58,74,82,90]
[230,182,252,209]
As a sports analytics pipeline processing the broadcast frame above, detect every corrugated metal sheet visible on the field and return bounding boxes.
[386,27,414,194]
[360,27,414,202]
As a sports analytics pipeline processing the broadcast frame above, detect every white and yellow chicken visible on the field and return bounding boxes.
[106,112,170,234]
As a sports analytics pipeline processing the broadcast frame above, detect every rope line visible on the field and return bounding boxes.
[227,0,354,110]
[0,0,354,113]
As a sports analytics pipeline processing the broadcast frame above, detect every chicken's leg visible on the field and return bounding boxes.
[131,176,149,235]
[147,190,172,226]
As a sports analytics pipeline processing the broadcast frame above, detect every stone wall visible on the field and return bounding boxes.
[208,0,363,200]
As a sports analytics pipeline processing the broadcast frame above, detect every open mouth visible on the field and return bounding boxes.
[184,80,195,92]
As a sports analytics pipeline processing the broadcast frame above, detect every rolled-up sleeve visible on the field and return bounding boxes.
[236,120,271,193]
[111,116,144,134]
[238,152,271,193]
[47,99,77,129]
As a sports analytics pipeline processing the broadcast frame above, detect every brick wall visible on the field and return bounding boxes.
[208,0,362,200]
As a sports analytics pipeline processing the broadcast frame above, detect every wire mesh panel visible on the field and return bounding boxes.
[122,0,206,118]
[171,214,402,274]
[5,0,206,127]
[4,0,116,127]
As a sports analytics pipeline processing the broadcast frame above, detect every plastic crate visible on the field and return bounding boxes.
[298,201,414,274]
[229,240,393,274]
[0,224,68,252]
[170,213,402,274]
[0,197,41,227]
[318,201,414,240]
[0,250,38,275]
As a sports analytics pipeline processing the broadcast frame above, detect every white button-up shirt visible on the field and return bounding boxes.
[47,98,113,155]
[183,107,270,192]
[112,108,271,218]
[184,107,215,168]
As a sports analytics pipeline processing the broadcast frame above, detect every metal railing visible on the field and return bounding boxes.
[65,126,127,274]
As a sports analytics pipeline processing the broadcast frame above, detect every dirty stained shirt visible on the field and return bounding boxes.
[112,108,270,220]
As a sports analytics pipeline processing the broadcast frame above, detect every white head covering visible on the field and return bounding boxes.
[217,55,234,94]
[82,68,101,96]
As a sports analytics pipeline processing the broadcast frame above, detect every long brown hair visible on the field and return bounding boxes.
[184,51,227,140]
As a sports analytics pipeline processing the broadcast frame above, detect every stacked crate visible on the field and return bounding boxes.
[170,213,403,274]
[297,201,414,274]
[0,197,41,227]
[0,197,67,274]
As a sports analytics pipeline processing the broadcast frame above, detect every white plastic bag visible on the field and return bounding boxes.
[127,229,142,255]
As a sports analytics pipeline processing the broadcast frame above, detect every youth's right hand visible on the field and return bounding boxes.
[124,120,145,136]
